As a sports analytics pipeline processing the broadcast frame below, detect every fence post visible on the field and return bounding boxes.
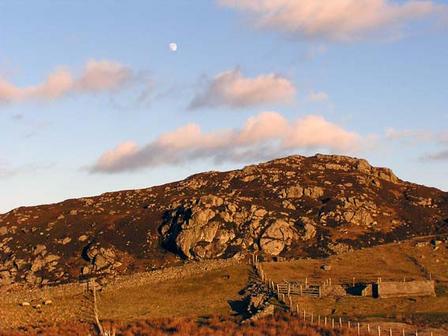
[311,313,314,324]
[368,324,370,334]
[296,304,299,314]
[339,317,342,328]
[402,329,405,336]
[348,320,351,329]
[324,316,327,326]
[357,322,360,336]
[378,325,381,336]
[332,318,335,329]
[318,315,321,326]
[389,328,392,336]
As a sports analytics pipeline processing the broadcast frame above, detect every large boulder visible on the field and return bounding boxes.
[260,219,298,256]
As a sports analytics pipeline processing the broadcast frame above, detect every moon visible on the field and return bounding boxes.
[169,42,178,52]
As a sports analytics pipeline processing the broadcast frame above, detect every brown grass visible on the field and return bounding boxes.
[0,312,359,336]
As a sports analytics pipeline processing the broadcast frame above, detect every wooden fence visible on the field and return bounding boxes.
[251,259,441,336]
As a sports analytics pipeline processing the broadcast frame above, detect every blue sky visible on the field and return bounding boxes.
[0,0,447,213]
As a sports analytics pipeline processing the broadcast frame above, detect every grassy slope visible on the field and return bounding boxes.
[0,262,249,331]
[98,264,249,320]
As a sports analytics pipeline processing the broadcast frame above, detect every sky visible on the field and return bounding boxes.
[1,0,448,214]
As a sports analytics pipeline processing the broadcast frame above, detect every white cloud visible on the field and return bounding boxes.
[0,60,134,104]
[219,0,446,41]
[90,112,362,173]
[189,69,296,109]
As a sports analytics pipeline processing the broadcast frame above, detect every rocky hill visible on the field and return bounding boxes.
[1,154,447,286]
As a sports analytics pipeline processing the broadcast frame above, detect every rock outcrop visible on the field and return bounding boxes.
[0,154,447,286]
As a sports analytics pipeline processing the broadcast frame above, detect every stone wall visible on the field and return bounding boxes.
[374,280,435,298]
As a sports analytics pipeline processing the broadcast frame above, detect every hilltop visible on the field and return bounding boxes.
[1,154,447,287]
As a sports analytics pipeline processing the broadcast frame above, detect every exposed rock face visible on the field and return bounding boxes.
[259,219,297,256]
[0,154,447,285]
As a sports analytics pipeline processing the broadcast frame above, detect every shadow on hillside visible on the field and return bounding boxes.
[228,296,251,319]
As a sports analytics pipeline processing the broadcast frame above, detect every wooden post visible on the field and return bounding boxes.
[288,283,291,296]
[288,295,292,309]
[378,325,381,336]
[357,322,360,336]
[348,320,351,329]
[332,318,335,329]
[368,324,371,334]
[324,316,327,326]
[303,310,306,320]
[389,328,392,336]
[311,313,314,324]
[91,282,104,336]
[402,329,405,336]
[339,317,342,328]
[300,284,303,296]
[296,304,299,314]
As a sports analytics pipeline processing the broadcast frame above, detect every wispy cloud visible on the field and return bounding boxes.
[424,149,448,160]
[385,128,435,142]
[219,0,446,42]
[0,161,13,178]
[421,131,448,161]
[90,112,362,173]
[0,60,137,104]
[384,128,448,161]
[189,69,296,109]
[307,91,329,103]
